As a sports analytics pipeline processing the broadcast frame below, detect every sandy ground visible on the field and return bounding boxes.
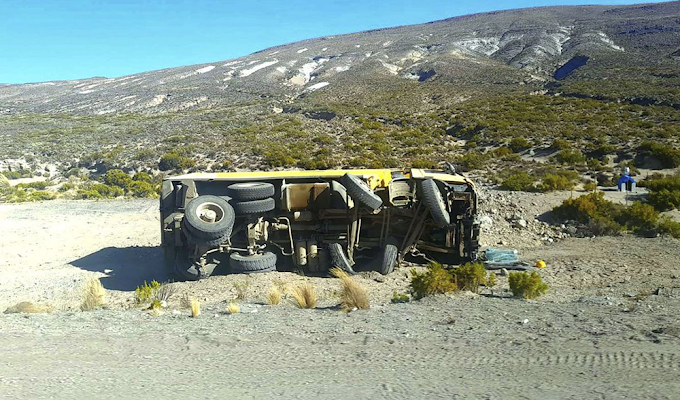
[1,193,680,399]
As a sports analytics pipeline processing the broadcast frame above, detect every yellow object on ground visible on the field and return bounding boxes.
[535,260,546,269]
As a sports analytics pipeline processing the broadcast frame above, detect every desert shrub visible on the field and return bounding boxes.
[647,189,680,211]
[453,262,487,293]
[508,272,548,299]
[492,146,513,158]
[554,149,586,165]
[583,181,597,192]
[2,169,32,179]
[232,279,251,300]
[135,280,161,303]
[17,181,48,190]
[410,262,457,299]
[552,192,624,235]
[642,174,680,211]
[132,172,152,182]
[500,171,536,192]
[159,151,195,171]
[637,141,680,168]
[79,183,124,199]
[330,268,370,311]
[657,217,680,239]
[487,271,497,288]
[457,152,488,171]
[134,149,156,161]
[291,282,317,309]
[266,287,282,305]
[104,169,132,191]
[391,292,410,303]
[28,191,54,201]
[539,174,575,192]
[190,298,200,317]
[508,137,532,153]
[617,201,659,232]
[59,182,76,192]
[129,181,155,198]
[550,139,570,150]
[80,277,106,311]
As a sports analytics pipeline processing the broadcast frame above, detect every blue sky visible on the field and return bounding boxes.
[0,0,669,84]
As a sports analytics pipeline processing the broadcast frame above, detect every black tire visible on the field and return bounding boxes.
[228,182,275,201]
[328,243,356,274]
[232,198,276,215]
[184,195,235,240]
[377,243,399,275]
[182,220,228,247]
[421,179,450,227]
[229,251,278,273]
[340,173,383,211]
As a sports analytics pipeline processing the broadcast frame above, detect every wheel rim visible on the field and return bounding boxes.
[195,202,225,224]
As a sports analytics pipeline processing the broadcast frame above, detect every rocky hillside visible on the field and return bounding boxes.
[0,2,678,179]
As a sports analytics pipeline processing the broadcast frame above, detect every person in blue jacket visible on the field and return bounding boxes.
[618,167,636,192]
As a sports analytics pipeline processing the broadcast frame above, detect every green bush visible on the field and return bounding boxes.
[1,169,32,179]
[647,189,680,211]
[550,139,570,151]
[457,152,488,171]
[59,183,76,192]
[76,183,124,199]
[617,201,659,232]
[657,217,680,239]
[539,174,575,192]
[129,181,156,198]
[509,272,548,299]
[452,262,487,293]
[104,169,132,191]
[500,171,536,192]
[410,262,457,299]
[135,280,161,303]
[554,149,586,165]
[508,137,532,153]
[17,181,48,190]
[159,152,195,171]
[637,141,680,168]
[132,172,152,182]
[552,192,624,235]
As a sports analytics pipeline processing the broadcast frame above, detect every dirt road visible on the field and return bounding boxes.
[1,196,680,399]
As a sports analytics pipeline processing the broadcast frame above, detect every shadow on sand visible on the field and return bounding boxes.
[70,246,168,291]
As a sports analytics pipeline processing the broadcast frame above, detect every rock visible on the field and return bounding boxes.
[478,215,493,228]
[500,268,508,276]
[522,318,529,324]
[374,275,386,283]
[514,219,528,228]
[4,301,54,314]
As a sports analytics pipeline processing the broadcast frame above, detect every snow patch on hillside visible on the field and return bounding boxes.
[289,58,328,85]
[195,65,215,74]
[240,60,279,77]
[306,82,329,91]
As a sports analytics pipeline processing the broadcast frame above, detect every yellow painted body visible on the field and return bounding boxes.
[167,168,472,190]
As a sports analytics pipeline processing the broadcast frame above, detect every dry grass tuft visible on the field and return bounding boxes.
[226,302,240,314]
[266,286,282,305]
[330,267,370,312]
[190,299,201,317]
[232,278,252,300]
[4,301,54,314]
[291,281,317,309]
[80,277,106,311]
